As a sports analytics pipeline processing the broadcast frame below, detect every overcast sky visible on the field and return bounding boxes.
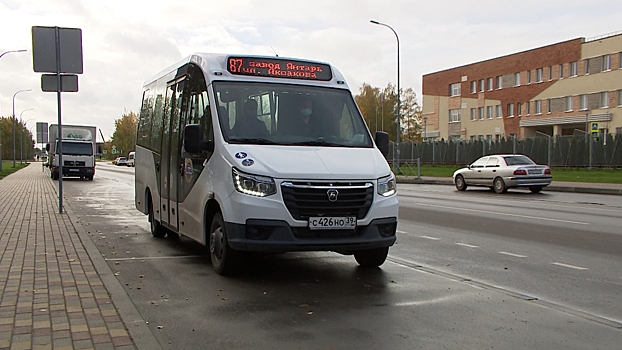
[1,0,621,142]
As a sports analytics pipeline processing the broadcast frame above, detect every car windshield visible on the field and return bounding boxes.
[503,155,535,166]
[213,82,373,148]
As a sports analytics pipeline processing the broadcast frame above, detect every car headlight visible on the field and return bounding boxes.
[377,174,396,197]
[232,168,277,197]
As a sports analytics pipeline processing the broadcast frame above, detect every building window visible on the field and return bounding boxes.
[470,135,476,142]
[579,94,588,110]
[486,106,493,119]
[527,70,531,84]
[450,83,461,96]
[487,77,493,91]
[514,73,520,86]
[508,103,514,117]
[478,107,484,120]
[619,52,622,69]
[618,90,622,106]
[585,59,590,75]
[470,108,476,121]
[517,102,522,116]
[565,96,573,112]
[602,54,611,71]
[536,68,543,82]
[495,105,502,118]
[600,91,609,108]
[547,98,551,113]
[548,66,553,81]
[496,76,502,89]
[479,79,485,92]
[570,61,578,76]
[535,100,542,114]
[470,81,476,94]
[526,101,531,115]
[450,109,461,122]
[559,64,564,79]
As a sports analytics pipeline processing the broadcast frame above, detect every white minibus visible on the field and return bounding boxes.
[135,53,398,275]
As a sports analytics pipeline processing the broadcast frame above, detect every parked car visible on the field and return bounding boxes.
[453,154,552,193]
[115,157,127,166]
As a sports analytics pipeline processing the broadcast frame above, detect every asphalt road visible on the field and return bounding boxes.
[59,162,622,349]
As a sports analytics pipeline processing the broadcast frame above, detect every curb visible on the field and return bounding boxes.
[58,184,163,349]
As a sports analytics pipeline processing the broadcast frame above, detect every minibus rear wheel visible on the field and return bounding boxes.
[149,195,166,238]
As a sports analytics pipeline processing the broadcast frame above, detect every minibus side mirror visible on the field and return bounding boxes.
[45,143,50,152]
[375,131,389,157]
[184,124,214,154]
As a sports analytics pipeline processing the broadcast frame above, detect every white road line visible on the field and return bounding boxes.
[106,255,204,261]
[421,235,441,240]
[499,251,527,258]
[455,242,479,248]
[397,230,408,234]
[552,262,589,270]
[413,202,590,225]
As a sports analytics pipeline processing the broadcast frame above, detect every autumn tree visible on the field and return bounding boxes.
[0,116,35,163]
[400,88,422,141]
[110,110,138,158]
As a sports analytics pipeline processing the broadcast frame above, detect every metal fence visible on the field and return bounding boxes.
[388,133,622,168]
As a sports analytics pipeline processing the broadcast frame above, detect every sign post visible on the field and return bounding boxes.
[32,26,83,213]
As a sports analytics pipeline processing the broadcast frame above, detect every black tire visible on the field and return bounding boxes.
[52,171,59,180]
[149,196,166,238]
[454,175,467,191]
[493,177,507,194]
[354,247,389,268]
[529,186,543,193]
[209,212,239,275]
[87,176,94,181]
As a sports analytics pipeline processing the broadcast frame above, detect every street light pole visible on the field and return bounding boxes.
[12,89,32,167]
[20,112,36,163]
[0,49,27,171]
[423,116,428,142]
[370,20,401,173]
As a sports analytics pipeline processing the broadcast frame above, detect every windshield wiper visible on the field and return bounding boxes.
[229,138,277,145]
[290,139,342,147]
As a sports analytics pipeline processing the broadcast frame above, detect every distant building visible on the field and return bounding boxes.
[422,31,622,141]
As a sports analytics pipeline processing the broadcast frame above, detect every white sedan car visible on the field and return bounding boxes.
[453,154,552,194]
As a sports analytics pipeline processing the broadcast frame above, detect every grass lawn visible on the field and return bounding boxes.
[395,164,621,184]
[0,161,31,180]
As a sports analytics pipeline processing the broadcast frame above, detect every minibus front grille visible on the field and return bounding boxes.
[281,181,373,220]
[64,160,86,166]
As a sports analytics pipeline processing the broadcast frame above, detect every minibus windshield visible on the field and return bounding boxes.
[214,82,373,147]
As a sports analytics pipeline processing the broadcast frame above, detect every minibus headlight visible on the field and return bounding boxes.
[232,168,277,197]
[377,174,396,197]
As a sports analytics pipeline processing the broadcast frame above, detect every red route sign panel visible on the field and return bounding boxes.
[227,57,332,81]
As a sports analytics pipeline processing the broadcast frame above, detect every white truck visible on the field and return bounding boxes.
[47,124,97,180]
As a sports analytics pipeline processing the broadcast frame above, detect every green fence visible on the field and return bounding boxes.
[389,133,622,168]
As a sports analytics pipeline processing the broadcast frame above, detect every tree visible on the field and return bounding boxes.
[110,110,138,158]
[0,116,35,163]
[400,88,422,141]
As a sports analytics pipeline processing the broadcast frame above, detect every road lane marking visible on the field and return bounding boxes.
[499,251,527,258]
[421,235,440,240]
[412,202,589,225]
[397,230,408,234]
[455,242,478,248]
[106,255,204,261]
[552,262,588,270]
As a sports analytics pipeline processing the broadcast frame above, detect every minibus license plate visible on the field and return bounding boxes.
[309,217,356,230]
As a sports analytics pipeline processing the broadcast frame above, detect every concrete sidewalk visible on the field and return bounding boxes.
[0,164,160,350]
[397,175,622,195]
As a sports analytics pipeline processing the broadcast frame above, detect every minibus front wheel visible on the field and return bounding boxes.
[209,212,239,275]
[149,194,166,238]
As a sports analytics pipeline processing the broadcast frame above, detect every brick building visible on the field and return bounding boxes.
[421,32,622,141]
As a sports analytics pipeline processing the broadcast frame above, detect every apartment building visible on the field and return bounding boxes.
[421,32,622,141]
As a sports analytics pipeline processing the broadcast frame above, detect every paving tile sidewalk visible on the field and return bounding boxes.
[0,164,160,350]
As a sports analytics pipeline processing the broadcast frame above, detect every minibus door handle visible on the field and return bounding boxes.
[155,162,160,172]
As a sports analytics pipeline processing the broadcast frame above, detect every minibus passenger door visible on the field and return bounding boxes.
[160,78,184,231]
